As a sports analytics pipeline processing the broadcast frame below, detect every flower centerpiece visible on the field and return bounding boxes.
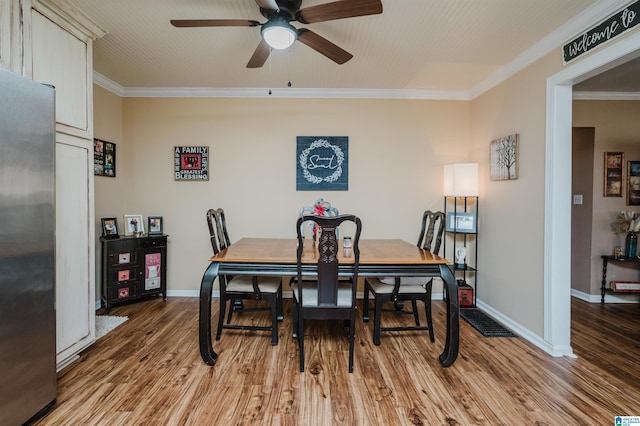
[611,211,640,233]
[611,211,640,257]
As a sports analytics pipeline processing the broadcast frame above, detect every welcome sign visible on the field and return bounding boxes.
[563,1,640,64]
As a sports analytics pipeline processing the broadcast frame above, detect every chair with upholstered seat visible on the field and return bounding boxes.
[206,208,283,345]
[362,210,445,345]
[292,214,362,373]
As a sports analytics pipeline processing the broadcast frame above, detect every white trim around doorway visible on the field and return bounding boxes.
[545,31,640,357]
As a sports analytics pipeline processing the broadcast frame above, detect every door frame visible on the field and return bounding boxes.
[545,31,640,356]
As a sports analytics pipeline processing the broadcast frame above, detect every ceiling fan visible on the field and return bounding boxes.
[170,0,383,68]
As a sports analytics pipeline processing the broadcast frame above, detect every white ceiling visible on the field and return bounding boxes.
[61,0,639,96]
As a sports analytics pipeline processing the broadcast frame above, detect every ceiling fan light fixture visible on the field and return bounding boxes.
[262,17,297,50]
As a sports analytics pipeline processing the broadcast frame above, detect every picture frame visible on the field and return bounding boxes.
[94,139,116,177]
[445,212,477,234]
[296,136,349,191]
[604,152,624,197]
[148,216,163,235]
[627,161,640,205]
[490,134,519,180]
[174,146,209,181]
[101,217,119,239]
[123,214,145,236]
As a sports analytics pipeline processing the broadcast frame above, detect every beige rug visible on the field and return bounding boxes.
[95,315,128,340]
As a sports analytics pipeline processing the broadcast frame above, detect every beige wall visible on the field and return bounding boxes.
[470,52,563,335]
[94,96,471,297]
[92,29,640,342]
[573,100,640,295]
[93,85,124,303]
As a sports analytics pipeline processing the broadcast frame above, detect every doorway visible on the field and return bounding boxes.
[546,32,640,356]
[571,127,595,295]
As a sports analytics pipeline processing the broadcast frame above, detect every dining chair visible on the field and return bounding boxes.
[292,214,362,373]
[206,208,283,345]
[362,210,445,345]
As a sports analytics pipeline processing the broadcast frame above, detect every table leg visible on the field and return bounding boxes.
[438,264,459,367]
[600,257,608,304]
[199,262,219,366]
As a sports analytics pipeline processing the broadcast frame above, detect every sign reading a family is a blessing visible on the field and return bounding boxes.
[174,146,209,181]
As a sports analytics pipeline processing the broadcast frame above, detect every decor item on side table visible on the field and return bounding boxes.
[124,214,144,237]
[101,217,120,239]
[611,211,640,257]
[148,216,163,235]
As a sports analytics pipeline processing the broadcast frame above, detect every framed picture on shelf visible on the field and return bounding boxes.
[124,214,145,236]
[101,217,119,239]
[627,161,640,205]
[148,216,163,235]
[604,152,623,197]
[445,212,477,233]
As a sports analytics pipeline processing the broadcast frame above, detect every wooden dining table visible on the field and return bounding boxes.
[199,238,459,367]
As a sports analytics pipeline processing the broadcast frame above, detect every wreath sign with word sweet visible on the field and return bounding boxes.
[296,136,348,191]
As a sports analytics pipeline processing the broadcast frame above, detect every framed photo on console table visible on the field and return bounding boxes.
[101,217,119,239]
[148,216,163,235]
[445,212,477,234]
[124,214,145,236]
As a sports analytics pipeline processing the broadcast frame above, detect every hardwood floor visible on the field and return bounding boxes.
[32,297,639,425]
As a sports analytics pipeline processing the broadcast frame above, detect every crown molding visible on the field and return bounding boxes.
[93,1,636,101]
[469,0,636,99]
[93,72,125,97]
[573,91,640,100]
[92,73,471,100]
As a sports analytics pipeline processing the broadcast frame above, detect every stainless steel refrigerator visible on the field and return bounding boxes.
[0,68,57,424]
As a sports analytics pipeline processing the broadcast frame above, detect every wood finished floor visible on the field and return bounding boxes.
[33,297,640,425]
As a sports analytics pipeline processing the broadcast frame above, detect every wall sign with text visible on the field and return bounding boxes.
[563,1,640,64]
[296,136,348,191]
[174,146,209,181]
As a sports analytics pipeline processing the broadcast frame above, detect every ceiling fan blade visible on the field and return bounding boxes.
[296,0,382,24]
[170,19,260,28]
[254,0,279,11]
[297,28,352,64]
[247,39,271,68]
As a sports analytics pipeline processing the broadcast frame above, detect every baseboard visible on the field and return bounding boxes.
[571,288,639,304]
[473,300,575,358]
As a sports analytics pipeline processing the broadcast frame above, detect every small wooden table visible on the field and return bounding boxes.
[199,238,459,367]
[600,255,640,303]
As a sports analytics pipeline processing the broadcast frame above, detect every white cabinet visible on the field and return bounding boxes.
[54,134,95,367]
[0,0,24,73]
[31,9,89,134]
[1,0,104,369]
[28,0,104,369]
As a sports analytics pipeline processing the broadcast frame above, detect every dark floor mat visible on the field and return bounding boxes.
[460,308,518,337]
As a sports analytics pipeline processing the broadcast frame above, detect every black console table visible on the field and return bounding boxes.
[600,255,640,303]
[100,235,168,310]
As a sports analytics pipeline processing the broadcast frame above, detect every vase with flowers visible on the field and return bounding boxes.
[611,211,640,257]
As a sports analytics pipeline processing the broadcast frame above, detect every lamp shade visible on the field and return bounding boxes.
[443,163,478,196]
[262,20,297,50]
